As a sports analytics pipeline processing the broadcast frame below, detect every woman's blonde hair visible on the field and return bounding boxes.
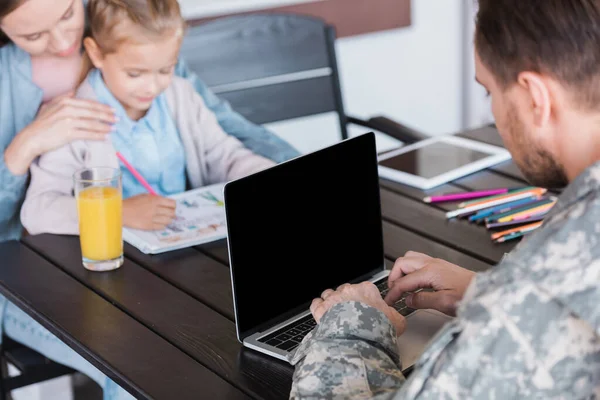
[80,0,186,82]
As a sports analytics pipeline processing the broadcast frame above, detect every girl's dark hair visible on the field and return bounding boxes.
[0,0,27,47]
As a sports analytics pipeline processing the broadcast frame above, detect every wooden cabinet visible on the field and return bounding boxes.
[182,0,412,38]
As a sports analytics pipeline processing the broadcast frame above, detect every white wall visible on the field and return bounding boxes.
[463,0,494,128]
[180,1,474,154]
[269,1,467,154]
[339,1,464,135]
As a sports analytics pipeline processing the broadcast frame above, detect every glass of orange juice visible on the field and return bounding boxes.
[74,167,123,272]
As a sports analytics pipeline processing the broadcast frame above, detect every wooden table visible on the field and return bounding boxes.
[0,125,528,399]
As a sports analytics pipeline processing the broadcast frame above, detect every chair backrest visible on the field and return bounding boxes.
[180,13,348,139]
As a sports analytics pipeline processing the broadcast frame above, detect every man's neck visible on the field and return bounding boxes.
[558,115,600,182]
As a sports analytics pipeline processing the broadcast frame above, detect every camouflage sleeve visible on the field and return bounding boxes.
[290,302,406,399]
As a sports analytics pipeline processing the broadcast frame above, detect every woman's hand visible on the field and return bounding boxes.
[4,93,117,175]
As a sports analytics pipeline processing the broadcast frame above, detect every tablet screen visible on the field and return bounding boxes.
[379,141,491,179]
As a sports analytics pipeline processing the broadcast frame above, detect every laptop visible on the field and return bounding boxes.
[223,132,451,369]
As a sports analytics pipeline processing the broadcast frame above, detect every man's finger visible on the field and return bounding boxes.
[405,291,454,315]
[403,251,432,260]
[385,267,435,305]
[336,283,351,292]
[358,280,379,294]
[310,298,325,322]
[388,255,434,288]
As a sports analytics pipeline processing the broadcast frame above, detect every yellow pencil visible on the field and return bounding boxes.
[497,202,556,223]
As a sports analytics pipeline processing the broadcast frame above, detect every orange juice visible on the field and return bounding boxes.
[77,186,123,261]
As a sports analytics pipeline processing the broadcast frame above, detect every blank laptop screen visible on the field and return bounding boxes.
[224,133,385,339]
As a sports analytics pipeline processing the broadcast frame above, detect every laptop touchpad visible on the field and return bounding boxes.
[397,310,451,370]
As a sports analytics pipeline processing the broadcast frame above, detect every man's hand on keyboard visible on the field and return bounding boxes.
[385,251,476,317]
[310,282,407,336]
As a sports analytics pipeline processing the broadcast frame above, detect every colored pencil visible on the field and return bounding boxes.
[115,151,157,196]
[445,192,544,219]
[468,196,543,223]
[458,187,546,209]
[511,209,551,222]
[497,202,556,223]
[423,188,509,203]
[494,223,542,243]
[458,186,538,208]
[484,197,556,223]
[486,216,545,229]
[488,198,552,218]
[491,221,544,241]
[514,208,551,220]
[495,231,527,243]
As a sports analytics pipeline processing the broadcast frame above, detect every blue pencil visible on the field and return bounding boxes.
[468,196,542,223]
[485,197,556,223]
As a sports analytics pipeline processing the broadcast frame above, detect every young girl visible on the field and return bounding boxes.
[21,0,276,234]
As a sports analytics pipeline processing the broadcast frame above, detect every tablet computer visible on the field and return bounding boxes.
[377,135,511,190]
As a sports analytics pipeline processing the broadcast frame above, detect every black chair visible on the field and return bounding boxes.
[0,336,76,400]
[180,13,428,146]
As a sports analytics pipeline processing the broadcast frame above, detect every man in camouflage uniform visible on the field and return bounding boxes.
[290,0,600,398]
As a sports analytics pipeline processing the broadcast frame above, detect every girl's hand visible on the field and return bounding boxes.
[4,93,117,175]
[123,194,177,231]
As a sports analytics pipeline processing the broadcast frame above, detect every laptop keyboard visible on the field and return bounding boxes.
[259,314,317,352]
[376,280,418,316]
[258,279,416,352]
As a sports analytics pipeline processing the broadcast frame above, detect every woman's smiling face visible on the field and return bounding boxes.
[0,0,85,57]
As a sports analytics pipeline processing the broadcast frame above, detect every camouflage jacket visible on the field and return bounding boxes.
[290,162,600,399]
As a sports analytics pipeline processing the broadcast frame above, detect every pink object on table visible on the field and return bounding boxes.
[115,152,157,196]
[423,188,509,203]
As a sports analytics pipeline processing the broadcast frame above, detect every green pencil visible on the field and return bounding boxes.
[495,231,525,243]
[485,197,555,223]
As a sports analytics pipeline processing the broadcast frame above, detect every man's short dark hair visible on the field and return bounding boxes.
[475,0,600,108]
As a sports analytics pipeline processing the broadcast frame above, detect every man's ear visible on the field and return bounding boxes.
[516,71,551,127]
[83,37,104,69]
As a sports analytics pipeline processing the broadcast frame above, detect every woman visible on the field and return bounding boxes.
[0,0,298,397]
